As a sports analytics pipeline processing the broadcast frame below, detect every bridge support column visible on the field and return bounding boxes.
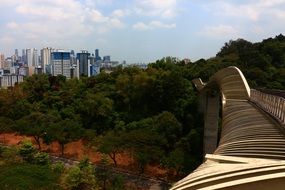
[202,90,219,155]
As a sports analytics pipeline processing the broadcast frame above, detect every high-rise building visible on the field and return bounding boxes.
[89,54,100,76]
[51,50,71,79]
[0,75,24,88]
[0,54,5,68]
[40,47,53,73]
[70,50,78,78]
[4,57,12,69]
[33,49,38,67]
[70,50,76,65]
[19,66,29,76]
[77,51,90,76]
[15,49,18,61]
[103,55,111,62]
[11,54,17,65]
[89,54,95,65]
[95,49,101,61]
[22,49,26,64]
[26,49,32,66]
[90,62,100,76]
[26,48,38,67]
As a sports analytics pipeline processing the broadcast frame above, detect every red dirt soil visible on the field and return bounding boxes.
[0,133,168,179]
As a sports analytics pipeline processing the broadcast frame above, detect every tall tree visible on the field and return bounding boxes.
[49,118,83,156]
[15,112,57,150]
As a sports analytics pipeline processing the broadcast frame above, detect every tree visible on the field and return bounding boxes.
[20,74,50,102]
[15,112,57,150]
[123,128,165,174]
[155,111,183,152]
[94,155,110,190]
[98,131,124,167]
[161,148,185,176]
[0,117,14,139]
[78,92,113,134]
[49,118,83,156]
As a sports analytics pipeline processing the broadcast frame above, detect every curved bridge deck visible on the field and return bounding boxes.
[216,99,285,160]
[171,67,285,190]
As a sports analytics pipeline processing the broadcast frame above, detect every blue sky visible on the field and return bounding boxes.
[0,0,285,63]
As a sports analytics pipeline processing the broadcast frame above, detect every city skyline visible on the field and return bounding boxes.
[0,47,120,88]
[1,0,285,63]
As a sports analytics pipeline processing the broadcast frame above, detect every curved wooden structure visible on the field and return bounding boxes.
[172,67,285,190]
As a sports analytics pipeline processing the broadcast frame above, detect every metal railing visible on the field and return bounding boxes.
[250,89,285,124]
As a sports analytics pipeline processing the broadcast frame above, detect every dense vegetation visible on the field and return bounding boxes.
[0,143,61,190]
[189,34,285,89]
[0,59,204,178]
[0,143,124,190]
[0,34,285,188]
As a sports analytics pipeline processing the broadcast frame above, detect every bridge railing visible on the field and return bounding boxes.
[250,89,285,124]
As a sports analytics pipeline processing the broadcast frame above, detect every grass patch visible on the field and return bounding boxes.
[0,164,62,190]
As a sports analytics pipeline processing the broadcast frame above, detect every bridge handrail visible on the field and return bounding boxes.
[250,89,285,124]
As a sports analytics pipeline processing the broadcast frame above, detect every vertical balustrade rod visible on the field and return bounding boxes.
[250,89,285,125]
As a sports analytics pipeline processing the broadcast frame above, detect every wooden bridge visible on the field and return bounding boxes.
[171,66,285,190]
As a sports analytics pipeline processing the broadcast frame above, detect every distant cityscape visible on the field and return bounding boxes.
[0,48,148,88]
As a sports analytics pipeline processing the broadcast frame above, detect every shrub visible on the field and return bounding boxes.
[2,146,21,164]
[18,139,36,163]
[109,174,124,190]
[0,145,5,157]
[34,152,50,165]
[78,157,90,170]
[64,166,82,189]
[52,161,65,174]
[63,165,98,190]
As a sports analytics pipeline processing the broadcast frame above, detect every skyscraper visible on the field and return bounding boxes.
[95,49,101,61]
[33,49,38,67]
[22,49,26,64]
[77,51,90,76]
[26,49,32,66]
[0,54,5,68]
[26,48,38,67]
[40,47,53,73]
[15,49,18,61]
[51,50,71,79]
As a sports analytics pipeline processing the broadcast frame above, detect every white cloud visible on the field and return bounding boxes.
[149,21,176,29]
[250,26,265,34]
[135,0,178,18]
[6,22,19,29]
[16,4,74,21]
[202,25,238,38]
[0,0,131,54]
[0,0,18,7]
[258,0,285,7]
[144,0,176,8]
[205,0,285,22]
[0,36,15,44]
[111,9,130,18]
[109,18,124,28]
[3,0,125,40]
[274,9,285,19]
[133,21,176,30]
[133,22,150,30]
[89,9,109,23]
